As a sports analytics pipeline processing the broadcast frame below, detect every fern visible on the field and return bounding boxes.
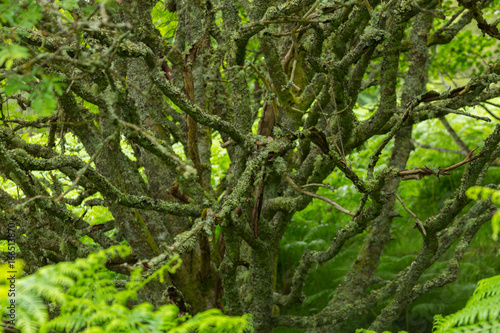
[1,245,253,333]
[432,275,500,333]
[426,186,500,333]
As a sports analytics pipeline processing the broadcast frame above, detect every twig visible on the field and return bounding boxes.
[248,63,272,91]
[284,172,355,216]
[291,107,307,114]
[395,194,427,236]
[412,140,466,156]
[398,146,483,181]
[478,104,500,121]
[484,101,500,108]
[438,71,451,89]
[54,129,120,202]
[438,146,480,173]
[328,81,347,161]
[288,58,300,90]
[301,183,337,192]
[220,139,235,148]
[303,0,321,19]
[433,7,465,34]
[268,27,309,37]
[431,106,491,122]
[439,117,470,154]
[245,18,322,29]
[367,101,413,178]
[354,193,369,217]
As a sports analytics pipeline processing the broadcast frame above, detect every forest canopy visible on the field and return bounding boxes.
[0,0,499,332]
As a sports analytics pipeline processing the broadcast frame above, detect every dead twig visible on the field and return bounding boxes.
[431,106,491,122]
[438,146,481,173]
[478,104,500,121]
[284,172,355,216]
[398,146,483,181]
[412,140,466,156]
[395,194,427,237]
[220,139,235,148]
[439,116,470,154]
[301,183,337,192]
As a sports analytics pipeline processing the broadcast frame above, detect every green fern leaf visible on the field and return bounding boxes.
[433,275,500,333]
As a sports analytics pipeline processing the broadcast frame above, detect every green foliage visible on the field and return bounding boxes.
[431,30,498,77]
[0,0,42,28]
[152,1,178,42]
[59,0,79,11]
[210,132,231,189]
[430,0,500,80]
[3,72,65,116]
[0,44,29,70]
[0,0,64,116]
[466,186,500,240]
[433,275,500,333]
[0,246,253,333]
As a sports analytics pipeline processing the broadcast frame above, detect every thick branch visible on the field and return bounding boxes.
[152,71,249,147]
[9,151,203,216]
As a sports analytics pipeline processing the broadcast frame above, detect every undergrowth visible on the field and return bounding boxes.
[0,245,253,333]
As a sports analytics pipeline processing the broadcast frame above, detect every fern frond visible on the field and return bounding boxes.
[170,310,253,333]
[14,306,42,333]
[444,320,500,333]
[39,313,86,333]
[81,327,105,333]
[104,317,135,331]
[433,275,500,333]
[1,245,253,333]
[470,276,500,303]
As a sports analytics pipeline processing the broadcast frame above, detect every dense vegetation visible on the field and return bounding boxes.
[0,246,253,333]
[0,0,499,332]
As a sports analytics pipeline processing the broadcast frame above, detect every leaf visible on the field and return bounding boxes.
[0,44,29,69]
[60,0,79,10]
[433,275,500,332]
[492,212,500,241]
[4,74,32,95]
[466,186,500,240]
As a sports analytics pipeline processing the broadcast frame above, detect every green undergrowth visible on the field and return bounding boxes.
[0,245,253,333]
[276,108,500,332]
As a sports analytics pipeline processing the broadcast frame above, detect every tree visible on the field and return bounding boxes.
[0,0,499,332]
